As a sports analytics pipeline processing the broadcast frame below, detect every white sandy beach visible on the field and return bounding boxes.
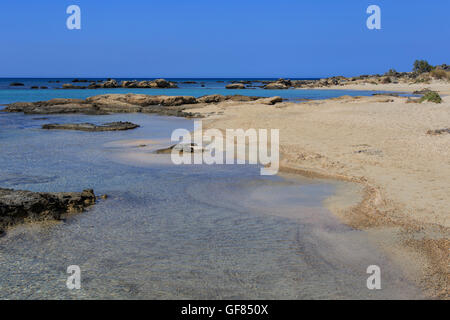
[183,82,450,298]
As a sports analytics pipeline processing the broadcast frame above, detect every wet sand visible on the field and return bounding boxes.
[186,82,450,298]
[0,111,423,299]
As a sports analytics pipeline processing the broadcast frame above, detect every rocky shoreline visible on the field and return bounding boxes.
[3,94,283,116]
[0,188,97,236]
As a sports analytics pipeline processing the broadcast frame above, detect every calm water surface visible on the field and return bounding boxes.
[0,97,422,299]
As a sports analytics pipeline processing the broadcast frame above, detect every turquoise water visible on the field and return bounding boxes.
[0,110,422,299]
[0,77,404,106]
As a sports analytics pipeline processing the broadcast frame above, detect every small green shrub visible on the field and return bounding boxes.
[413,60,434,73]
[385,69,397,76]
[419,91,442,103]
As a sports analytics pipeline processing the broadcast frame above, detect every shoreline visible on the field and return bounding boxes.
[187,83,449,299]
[1,84,448,298]
[296,80,450,95]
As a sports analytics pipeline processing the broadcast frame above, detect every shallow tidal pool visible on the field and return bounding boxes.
[0,112,422,299]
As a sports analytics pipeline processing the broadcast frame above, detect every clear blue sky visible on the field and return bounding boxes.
[0,0,448,78]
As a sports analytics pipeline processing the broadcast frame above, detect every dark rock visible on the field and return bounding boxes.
[9,82,24,87]
[197,94,228,103]
[156,143,204,154]
[259,96,283,105]
[62,83,78,89]
[121,79,178,89]
[0,188,96,234]
[264,79,292,89]
[413,88,433,94]
[426,128,450,135]
[372,93,400,97]
[102,79,119,88]
[227,95,260,102]
[42,121,140,132]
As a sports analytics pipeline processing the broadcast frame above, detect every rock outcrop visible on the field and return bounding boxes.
[42,121,140,132]
[0,188,96,235]
[258,96,283,105]
[264,79,292,89]
[62,78,178,89]
[225,83,246,89]
[4,94,281,117]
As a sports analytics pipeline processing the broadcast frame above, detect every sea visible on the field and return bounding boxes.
[0,78,421,299]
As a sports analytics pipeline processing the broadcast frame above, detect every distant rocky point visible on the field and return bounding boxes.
[260,62,450,89]
[61,78,178,89]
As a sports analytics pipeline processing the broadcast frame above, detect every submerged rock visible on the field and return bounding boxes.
[0,188,96,235]
[42,121,140,132]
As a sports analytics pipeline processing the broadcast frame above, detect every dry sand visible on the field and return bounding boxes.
[187,82,449,298]
[311,80,450,95]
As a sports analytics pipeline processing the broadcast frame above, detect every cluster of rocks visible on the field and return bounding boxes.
[61,78,178,89]
[0,188,96,236]
[4,94,283,117]
[264,79,294,89]
[222,64,450,90]
[42,121,140,132]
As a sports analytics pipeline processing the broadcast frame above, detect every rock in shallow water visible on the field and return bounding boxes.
[42,121,140,132]
[0,188,96,235]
